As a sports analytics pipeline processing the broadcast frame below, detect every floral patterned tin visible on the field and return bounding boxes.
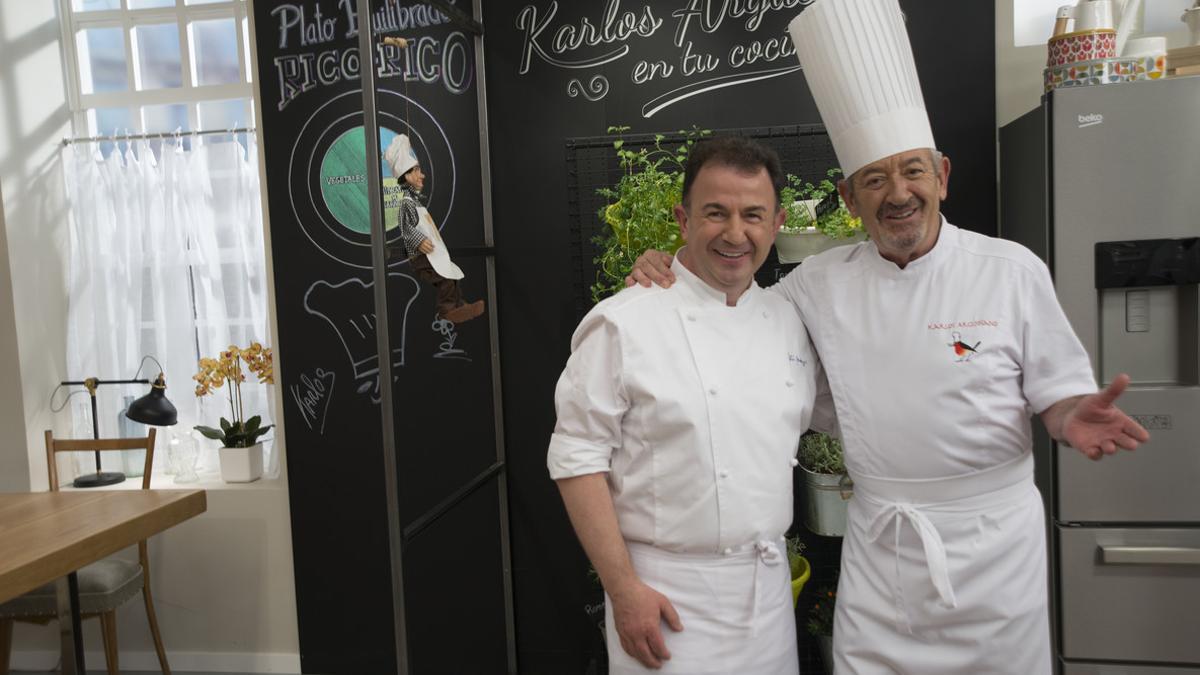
[1047,29,1118,67]
[1043,55,1167,93]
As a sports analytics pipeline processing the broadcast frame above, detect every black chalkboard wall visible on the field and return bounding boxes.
[254,0,995,673]
[253,0,508,673]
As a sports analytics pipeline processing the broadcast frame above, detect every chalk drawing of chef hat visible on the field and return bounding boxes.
[384,133,420,178]
[788,0,935,177]
[304,273,419,392]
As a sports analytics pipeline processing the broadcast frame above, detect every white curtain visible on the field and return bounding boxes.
[63,136,277,480]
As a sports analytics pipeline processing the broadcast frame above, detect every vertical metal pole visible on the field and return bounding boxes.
[355,1,409,672]
[471,3,518,672]
[90,390,101,474]
[55,573,85,674]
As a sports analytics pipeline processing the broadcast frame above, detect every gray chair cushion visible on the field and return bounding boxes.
[0,559,143,618]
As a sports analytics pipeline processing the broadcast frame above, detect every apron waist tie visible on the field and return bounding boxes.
[866,503,957,633]
[748,539,783,637]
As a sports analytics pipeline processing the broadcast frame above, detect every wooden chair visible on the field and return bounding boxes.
[0,430,171,675]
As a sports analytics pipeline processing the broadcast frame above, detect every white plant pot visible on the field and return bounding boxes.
[802,466,852,537]
[219,443,263,483]
[775,227,865,264]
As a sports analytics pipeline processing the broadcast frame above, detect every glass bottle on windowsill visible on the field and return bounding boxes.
[119,395,146,477]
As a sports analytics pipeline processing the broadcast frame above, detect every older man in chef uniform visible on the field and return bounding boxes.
[627,0,1151,672]
[548,137,826,674]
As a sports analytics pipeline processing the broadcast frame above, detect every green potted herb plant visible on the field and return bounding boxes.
[786,534,811,607]
[591,126,710,303]
[798,431,853,536]
[775,168,865,263]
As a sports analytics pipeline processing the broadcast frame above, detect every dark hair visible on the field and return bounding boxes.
[681,136,784,207]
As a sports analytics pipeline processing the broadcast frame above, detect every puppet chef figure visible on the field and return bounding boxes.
[384,133,484,324]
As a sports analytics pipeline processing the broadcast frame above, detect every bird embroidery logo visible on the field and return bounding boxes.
[948,331,981,362]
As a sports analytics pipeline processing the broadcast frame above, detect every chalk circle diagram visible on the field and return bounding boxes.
[288,89,457,269]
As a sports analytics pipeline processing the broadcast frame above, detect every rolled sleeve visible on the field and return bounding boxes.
[1021,259,1098,413]
[547,307,627,480]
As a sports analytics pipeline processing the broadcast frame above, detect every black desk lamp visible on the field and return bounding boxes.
[61,356,178,488]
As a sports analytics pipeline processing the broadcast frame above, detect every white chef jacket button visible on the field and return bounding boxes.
[687,314,696,321]
[723,547,733,555]
[762,311,768,319]
[708,388,717,396]
[790,458,799,467]
[785,380,794,387]
[719,469,729,478]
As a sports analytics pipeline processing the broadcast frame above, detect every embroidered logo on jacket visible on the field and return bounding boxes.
[948,331,981,362]
[789,353,808,367]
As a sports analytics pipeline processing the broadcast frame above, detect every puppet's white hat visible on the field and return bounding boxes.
[384,133,419,177]
[788,0,935,177]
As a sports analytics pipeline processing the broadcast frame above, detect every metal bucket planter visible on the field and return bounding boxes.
[802,467,853,537]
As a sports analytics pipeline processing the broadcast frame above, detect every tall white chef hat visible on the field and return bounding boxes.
[383,133,419,177]
[788,0,935,177]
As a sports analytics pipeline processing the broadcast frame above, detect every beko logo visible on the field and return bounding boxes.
[1077,113,1104,128]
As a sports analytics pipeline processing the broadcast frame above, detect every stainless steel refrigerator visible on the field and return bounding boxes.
[1001,75,1200,674]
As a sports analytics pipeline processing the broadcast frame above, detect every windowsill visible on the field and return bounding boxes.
[60,470,285,492]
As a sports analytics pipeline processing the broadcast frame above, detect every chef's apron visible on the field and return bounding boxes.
[834,452,1052,674]
[605,539,799,675]
[414,204,463,280]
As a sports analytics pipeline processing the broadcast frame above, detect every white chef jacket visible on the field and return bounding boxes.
[548,254,820,554]
[773,218,1097,479]
[772,218,1097,674]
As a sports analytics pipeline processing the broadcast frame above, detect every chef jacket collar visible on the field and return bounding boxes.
[865,215,956,280]
[671,246,761,308]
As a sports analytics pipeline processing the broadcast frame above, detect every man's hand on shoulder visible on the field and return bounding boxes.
[609,579,683,669]
[625,249,677,289]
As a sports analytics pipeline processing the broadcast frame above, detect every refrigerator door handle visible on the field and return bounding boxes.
[1100,546,1200,565]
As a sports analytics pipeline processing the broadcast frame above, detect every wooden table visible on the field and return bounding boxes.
[0,489,207,674]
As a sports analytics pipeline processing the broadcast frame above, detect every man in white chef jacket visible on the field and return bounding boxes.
[625,1,1152,672]
[548,137,825,674]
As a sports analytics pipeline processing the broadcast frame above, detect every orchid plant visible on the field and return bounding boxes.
[193,342,274,448]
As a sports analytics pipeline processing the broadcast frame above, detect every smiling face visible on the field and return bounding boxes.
[674,163,783,305]
[839,148,951,268]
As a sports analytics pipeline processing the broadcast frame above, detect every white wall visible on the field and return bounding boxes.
[0,3,300,672]
[0,178,29,492]
[0,0,72,492]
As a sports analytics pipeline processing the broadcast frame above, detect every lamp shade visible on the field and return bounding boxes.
[127,374,178,426]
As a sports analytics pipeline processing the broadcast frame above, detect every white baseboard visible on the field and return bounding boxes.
[11,649,301,673]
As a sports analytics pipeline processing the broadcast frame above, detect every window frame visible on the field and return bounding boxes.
[59,0,253,138]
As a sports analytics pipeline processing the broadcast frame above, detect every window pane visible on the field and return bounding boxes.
[242,16,252,82]
[143,104,191,152]
[87,107,135,157]
[187,0,230,4]
[129,0,176,7]
[198,98,249,147]
[190,18,239,86]
[134,23,183,89]
[76,27,127,94]
[72,0,120,10]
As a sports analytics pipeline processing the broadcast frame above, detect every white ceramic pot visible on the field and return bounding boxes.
[775,228,865,264]
[1184,7,1200,47]
[218,442,264,483]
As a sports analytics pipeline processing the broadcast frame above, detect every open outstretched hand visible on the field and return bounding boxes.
[1061,374,1150,460]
